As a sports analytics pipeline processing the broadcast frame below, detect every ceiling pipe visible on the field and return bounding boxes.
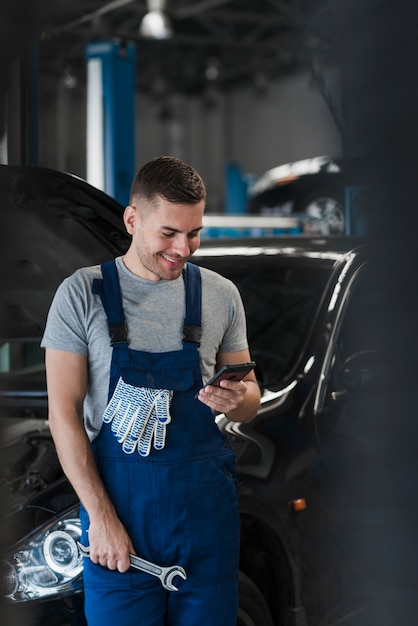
[43,0,138,37]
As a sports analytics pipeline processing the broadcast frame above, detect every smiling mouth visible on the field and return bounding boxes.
[161,253,186,266]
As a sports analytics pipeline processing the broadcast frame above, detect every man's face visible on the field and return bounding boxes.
[123,195,204,281]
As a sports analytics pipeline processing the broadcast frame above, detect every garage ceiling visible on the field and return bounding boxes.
[33,0,337,97]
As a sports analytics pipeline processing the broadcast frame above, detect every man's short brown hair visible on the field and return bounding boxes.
[130,156,207,206]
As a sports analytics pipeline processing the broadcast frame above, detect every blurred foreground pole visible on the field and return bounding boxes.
[0,3,53,624]
[339,1,418,624]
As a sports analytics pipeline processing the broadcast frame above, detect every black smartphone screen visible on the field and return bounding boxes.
[205,362,256,387]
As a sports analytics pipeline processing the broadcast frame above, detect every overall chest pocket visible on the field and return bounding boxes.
[119,366,195,391]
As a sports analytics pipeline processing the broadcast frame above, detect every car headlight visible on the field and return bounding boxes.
[1,505,84,602]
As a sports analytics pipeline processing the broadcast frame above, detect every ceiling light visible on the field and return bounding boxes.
[139,0,173,39]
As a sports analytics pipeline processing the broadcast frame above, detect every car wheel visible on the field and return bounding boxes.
[302,195,345,235]
[237,571,274,626]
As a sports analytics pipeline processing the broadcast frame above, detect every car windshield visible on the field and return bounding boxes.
[194,256,333,388]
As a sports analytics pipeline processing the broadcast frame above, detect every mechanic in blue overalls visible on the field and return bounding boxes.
[42,156,260,626]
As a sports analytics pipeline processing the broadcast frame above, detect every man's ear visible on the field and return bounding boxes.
[123,205,137,235]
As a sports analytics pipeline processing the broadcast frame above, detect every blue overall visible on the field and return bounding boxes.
[80,260,240,626]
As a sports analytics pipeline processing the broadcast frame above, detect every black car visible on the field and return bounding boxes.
[0,165,374,625]
[194,237,375,625]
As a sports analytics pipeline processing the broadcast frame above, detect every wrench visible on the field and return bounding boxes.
[77,543,187,591]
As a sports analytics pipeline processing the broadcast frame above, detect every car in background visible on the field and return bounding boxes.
[0,164,375,625]
[248,155,367,236]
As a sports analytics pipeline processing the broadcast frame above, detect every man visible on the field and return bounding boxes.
[42,155,260,626]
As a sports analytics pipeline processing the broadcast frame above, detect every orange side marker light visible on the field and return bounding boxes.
[291,498,307,512]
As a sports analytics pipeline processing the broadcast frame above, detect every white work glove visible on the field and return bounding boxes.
[102,377,173,456]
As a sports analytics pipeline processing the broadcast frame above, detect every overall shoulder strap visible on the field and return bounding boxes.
[182,262,202,346]
[92,260,128,345]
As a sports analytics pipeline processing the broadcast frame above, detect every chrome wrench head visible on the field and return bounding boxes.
[162,565,187,592]
[129,552,187,591]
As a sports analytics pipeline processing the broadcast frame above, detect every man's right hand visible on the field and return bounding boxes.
[87,512,135,573]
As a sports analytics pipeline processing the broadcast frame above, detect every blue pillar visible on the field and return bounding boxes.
[85,40,136,206]
[345,186,366,235]
[225,161,248,214]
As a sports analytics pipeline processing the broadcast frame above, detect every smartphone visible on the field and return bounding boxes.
[205,361,256,387]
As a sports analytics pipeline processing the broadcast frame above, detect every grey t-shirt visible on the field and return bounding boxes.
[41,257,248,440]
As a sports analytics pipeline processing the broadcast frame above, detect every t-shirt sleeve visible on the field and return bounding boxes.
[41,272,90,356]
[200,268,249,355]
[219,280,249,353]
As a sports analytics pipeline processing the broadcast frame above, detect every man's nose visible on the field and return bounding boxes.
[172,235,191,256]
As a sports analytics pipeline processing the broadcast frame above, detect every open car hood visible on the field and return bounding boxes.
[0,164,129,340]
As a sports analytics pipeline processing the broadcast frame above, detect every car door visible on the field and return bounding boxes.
[312,263,376,621]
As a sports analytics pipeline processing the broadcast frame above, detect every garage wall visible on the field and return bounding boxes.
[226,69,342,176]
[39,65,342,212]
